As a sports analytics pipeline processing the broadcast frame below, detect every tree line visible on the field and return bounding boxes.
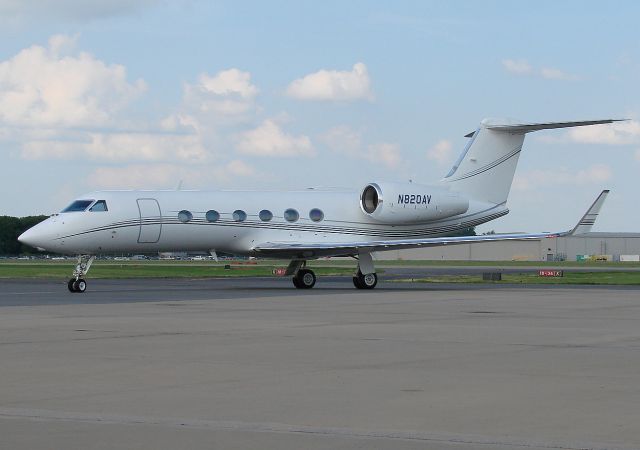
[0,215,48,255]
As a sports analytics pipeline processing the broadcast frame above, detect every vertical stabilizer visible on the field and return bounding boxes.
[441,118,621,205]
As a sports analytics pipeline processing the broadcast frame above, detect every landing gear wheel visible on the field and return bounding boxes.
[293,269,316,289]
[353,271,377,289]
[75,278,87,293]
[69,278,87,293]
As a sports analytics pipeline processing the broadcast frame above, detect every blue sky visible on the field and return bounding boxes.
[1,1,639,232]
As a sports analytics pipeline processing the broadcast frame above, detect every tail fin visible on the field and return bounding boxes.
[441,118,622,205]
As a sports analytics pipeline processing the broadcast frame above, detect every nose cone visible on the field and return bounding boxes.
[18,224,49,251]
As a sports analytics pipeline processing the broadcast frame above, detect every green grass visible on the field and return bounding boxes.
[0,261,355,279]
[373,260,640,267]
[1,260,639,284]
[394,272,640,285]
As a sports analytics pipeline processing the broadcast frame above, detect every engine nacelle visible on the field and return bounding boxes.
[360,182,469,224]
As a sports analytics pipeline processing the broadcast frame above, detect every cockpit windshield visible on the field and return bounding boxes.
[61,200,94,213]
[89,200,108,212]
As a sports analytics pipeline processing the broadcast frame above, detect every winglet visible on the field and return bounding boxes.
[567,190,610,236]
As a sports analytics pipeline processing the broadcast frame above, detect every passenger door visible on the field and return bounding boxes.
[137,198,162,243]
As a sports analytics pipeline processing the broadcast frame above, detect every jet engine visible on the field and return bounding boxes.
[359,182,469,224]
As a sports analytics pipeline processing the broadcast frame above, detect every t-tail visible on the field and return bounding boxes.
[441,118,623,205]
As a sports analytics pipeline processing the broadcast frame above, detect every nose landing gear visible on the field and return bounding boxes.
[68,255,94,293]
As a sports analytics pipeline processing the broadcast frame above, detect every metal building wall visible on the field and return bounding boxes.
[374,233,640,261]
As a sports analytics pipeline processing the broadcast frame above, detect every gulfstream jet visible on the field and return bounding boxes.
[19,118,617,292]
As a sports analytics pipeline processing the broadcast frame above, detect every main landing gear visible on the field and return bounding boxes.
[353,271,377,289]
[287,260,316,289]
[287,252,378,290]
[352,252,377,289]
[293,268,316,289]
[68,255,95,293]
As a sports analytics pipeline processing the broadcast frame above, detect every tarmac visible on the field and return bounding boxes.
[1,276,639,449]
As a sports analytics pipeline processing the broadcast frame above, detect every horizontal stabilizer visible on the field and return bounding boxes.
[485,119,625,134]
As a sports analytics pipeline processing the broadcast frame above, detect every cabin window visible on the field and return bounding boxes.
[61,200,94,212]
[178,210,193,223]
[284,208,299,222]
[309,208,324,222]
[89,200,108,212]
[206,210,220,222]
[233,210,247,222]
[259,210,273,221]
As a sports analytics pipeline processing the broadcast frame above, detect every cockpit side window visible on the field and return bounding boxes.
[61,200,94,213]
[89,200,108,212]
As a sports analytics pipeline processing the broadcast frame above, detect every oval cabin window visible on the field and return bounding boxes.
[178,210,193,223]
[309,208,324,222]
[284,209,299,222]
[233,210,247,222]
[206,210,220,222]
[259,210,273,221]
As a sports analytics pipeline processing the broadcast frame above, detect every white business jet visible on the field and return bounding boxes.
[19,118,617,292]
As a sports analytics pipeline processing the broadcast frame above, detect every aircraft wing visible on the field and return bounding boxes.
[252,190,609,259]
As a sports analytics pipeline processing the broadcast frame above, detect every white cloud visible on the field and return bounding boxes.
[168,68,259,131]
[0,0,161,21]
[21,132,206,162]
[502,58,579,81]
[198,69,258,99]
[513,164,612,191]
[89,160,257,189]
[236,119,314,157]
[367,142,401,168]
[426,139,453,164]
[567,120,640,145]
[286,63,373,101]
[320,125,402,168]
[225,159,255,177]
[0,34,146,127]
[540,67,579,81]
[502,59,532,75]
[322,125,362,153]
[90,164,186,189]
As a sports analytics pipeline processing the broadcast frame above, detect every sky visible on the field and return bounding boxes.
[1,0,639,233]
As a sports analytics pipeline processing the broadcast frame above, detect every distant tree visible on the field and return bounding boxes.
[448,226,476,237]
[0,215,49,255]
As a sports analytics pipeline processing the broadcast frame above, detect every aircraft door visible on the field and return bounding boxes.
[137,198,162,243]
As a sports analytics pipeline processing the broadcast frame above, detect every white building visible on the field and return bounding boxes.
[374,233,640,262]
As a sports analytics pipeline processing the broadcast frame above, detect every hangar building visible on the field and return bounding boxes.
[374,232,640,262]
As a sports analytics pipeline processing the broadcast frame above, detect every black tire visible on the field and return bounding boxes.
[294,269,316,289]
[355,271,377,289]
[68,279,77,292]
[75,279,87,293]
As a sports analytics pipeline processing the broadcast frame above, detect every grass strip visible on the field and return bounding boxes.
[0,262,355,279]
[392,272,640,285]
